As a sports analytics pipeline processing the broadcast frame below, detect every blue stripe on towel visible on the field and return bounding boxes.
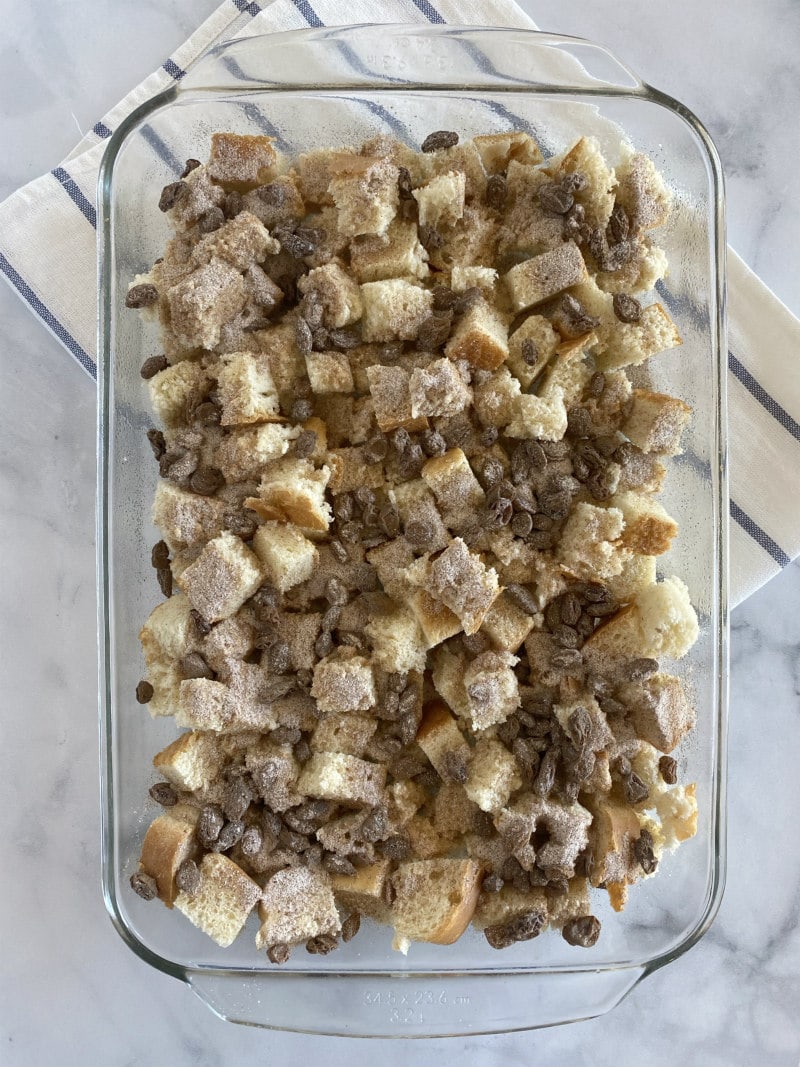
[51,167,97,229]
[730,500,790,568]
[729,351,800,445]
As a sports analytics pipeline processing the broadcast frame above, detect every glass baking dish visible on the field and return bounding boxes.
[97,25,728,1036]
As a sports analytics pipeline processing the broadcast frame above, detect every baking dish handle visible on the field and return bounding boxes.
[187,966,645,1036]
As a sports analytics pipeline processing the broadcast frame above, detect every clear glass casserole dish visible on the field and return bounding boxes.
[97,25,728,1036]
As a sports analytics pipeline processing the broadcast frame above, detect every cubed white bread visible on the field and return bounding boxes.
[388,779,428,827]
[426,538,501,635]
[540,337,594,407]
[450,265,497,294]
[191,211,279,271]
[421,448,485,530]
[296,751,386,807]
[139,804,200,907]
[472,884,549,930]
[152,730,222,792]
[472,131,543,173]
[407,589,463,648]
[148,359,210,428]
[311,652,376,715]
[616,447,666,495]
[391,859,483,948]
[214,423,298,483]
[604,553,657,605]
[546,136,617,229]
[280,613,322,672]
[245,740,302,812]
[557,502,628,580]
[596,240,669,296]
[463,651,520,731]
[216,351,281,426]
[611,491,678,556]
[365,604,427,674]
[202,614,255,674]
[242,174,305,228]
[584,576,699,669]
[443,298,509,371]
[349,219,429,283]
[139,592,196,662]
[432,781,483,840]
[413,170,466,228]
[177,677,277,733]
[166,260,248,351]
[499,793,592,875]
[304,350,355,395]
[464,738,522,814]
[311,712,378,757]
[174,852,262,947]
[365,363,426,433]
[415,700,472,779]
[330,858,392,923]
[506,314,559,387]
[472,366,521,428]
[504,387,568,442]
[618,672,695,753]
[207,132,279,187]
[294,145,354,205]
[256,867,340,949]
[178,531,264,623]
[252,320,305,399]
[298,262,363,328]
[480,591,536,653]
[366,537,416,601]
[422,140,488,200]
[403,815,451,861]
[246,457,332,532]
[503,242,587,312]
[585,796,642,891]
[409,358,472,419]
[614,147,672,232]
[326,446,385,494]
[595,304,682,372]
[631,745,698,851]
[152,481,227,554]
[360,279,434,343]
[252,521,318,592]
[623,389,692,454]
[140,651,182,720]
[391,480,450,552]
[329,156,399,238]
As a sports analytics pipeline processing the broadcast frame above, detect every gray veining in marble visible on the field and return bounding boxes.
[1,0,799,1064]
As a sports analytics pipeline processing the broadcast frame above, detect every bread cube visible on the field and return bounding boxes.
[360,279,433,343]
[216,351,281,426]
[623,389,692,455]
[311,712,378,757]
[297,751,386,806]
[246,457,332,532]
[139,805,199,906]
[463,650,520,731]
[301,349,354,396]
[558,502,627,581]
[408,589,463,648]
[450,265,497,294]
[464,738,522,814]
[391,859,483,948]
[426,537,500,635]
[504,388,568,441]
[174,852,261,946]
[245,739,302,812]
[213,422,298,483]
[201,614,255,674]
[409,358,471,418]
[423,140,488,200]
[329,156,399,238]
[365,604,427,674]
[611,491,679,556]
[585,796,642,889]
[618,672,696,753]
[615,148,672,232]
[413,170,466,228]
[349,219,429,283]
[472,366,521,428]
[388,780,428,827]
[311,652,376,715]
[148,359,210,428]
[276,612,321,672]
[403,815,450,860]
[178,531,264,623]
[153,731,222,793]
[444,298,508,371]
[365,363,425,432]
[604,553,657,605]
[139,592,196,662]
[432,781,483,840]
[630,744,698,850]
[480,591,536,653]
[421,448,485,531]
[252,521,318,592]
[503,242,587,313]
[595,304,682,372]
[256,867,340,950]
[366,537,416,601]
[506,314,560,388]
[596,239,669,296]
[416,700,471,779]
[191,211,279,271]
[207,132,279,187]
[500,793,592,875]
[330,858,392,922]
[473,131,543,173]
[298,262,363,328]
[326,446,385,494]
[242,174,305,228]
[166,260,248,351]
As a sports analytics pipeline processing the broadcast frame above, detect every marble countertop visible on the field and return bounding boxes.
[1,1,798,1063]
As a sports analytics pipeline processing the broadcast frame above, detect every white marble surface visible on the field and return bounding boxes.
[1,0,799,1063]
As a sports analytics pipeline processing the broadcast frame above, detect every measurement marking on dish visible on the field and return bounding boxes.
[363,989,471,1023]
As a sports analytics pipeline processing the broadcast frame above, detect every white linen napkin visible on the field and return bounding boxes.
[1,0,798,607]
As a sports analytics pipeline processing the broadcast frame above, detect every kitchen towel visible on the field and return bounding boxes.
[1,0,798,607]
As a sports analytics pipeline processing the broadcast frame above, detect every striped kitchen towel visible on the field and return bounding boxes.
[1,0,798,606]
